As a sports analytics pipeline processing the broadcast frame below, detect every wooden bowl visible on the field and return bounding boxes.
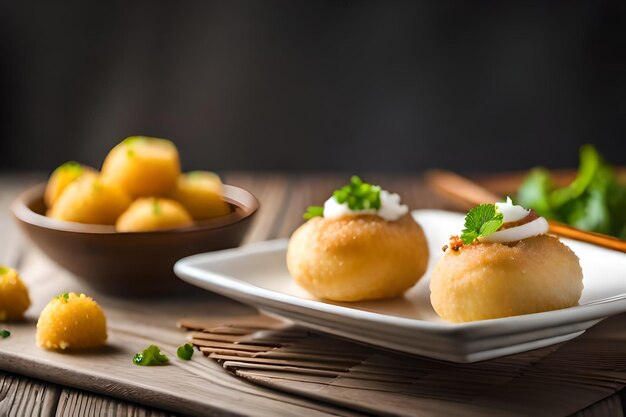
[12,184,259,297]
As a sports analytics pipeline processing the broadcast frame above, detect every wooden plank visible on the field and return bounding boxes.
[0,370,60,417]
[221,172,290,243]
[55,388,175,417]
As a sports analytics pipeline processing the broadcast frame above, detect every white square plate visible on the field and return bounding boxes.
[174,210,626,362]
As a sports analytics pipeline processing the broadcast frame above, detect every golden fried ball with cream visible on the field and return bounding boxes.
[116,198,193,232]
[36,292,107,350]
[287,214,429,302]
[0,266,31,321]
[47,175,131,225]
[101,136,181,197]
[430,235,583,323]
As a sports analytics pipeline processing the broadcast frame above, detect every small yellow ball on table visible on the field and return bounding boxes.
[37,292,107,350]
[0,266,31,321]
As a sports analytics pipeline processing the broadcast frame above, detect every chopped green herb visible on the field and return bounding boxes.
[152,199,162,216]
[303,176,382,219]
[58,161,82,174]
[122,136,145,146]
[0,330,10,338]
[460,203,504,245]
[303,206,324,220]
[133,345,169,366]
[0,266,8,276]
[187,171,203,179]
[56,292,70,303]
[517,145,626,239]
[334,176,381,211]
[176,343,194,360]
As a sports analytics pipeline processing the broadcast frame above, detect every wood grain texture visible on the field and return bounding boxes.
[55,388,176,417]
[0,371,60,417]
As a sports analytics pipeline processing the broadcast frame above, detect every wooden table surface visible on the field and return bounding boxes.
[0,172,624,417]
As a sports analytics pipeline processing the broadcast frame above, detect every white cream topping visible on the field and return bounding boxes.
[495,197,530,222]
[480,217,549,243]
[480,197,549,243]
[323,190,408,221]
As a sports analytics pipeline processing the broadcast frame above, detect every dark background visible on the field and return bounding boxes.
[1,1,625,174]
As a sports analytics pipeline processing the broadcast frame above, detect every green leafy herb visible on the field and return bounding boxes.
[133,345,169,366]
[0,330,10,338]
[303,176,382,220]
[303,206,324,220]
[176,343,194,360]
[517,145,626,239]
[460,203,504,245]
[0,266,8,276]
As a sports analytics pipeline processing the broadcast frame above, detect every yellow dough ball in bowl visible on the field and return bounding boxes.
[171,171,231,220]
[47,175,131,225]
[287,214,429,301]
[0,266,31,321]
[36,292,107,350]
[44,161,97,208]
[101,136,181,197]
[116,198,193,232]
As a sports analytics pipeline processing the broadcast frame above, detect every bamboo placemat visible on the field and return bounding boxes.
[179,313,626,417]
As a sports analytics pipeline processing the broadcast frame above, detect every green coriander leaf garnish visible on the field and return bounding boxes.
[303,206,324,220]
[176,343,194,360]
[133,345,169,366]
[460,203,504,245]
[0,266,8,276]
[0,330,10,338]
[152,199,162,216]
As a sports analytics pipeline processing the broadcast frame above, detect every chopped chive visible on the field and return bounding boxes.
[176,343,194,360]
[133,345,169,366]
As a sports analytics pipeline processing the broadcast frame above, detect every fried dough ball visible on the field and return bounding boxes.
[47,175,131,225]
[44,161,97,208]
[101,136,181,197]
[287,214,429,301]
[0,266,31,321]
[430,235,583,323]
[171,171,231,220]
[116,198,193,232]
[36,292,107,350]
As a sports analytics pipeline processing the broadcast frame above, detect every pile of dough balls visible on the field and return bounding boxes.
[45,137,231,232]
[0,266,31,321]
[36,292,107,350]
